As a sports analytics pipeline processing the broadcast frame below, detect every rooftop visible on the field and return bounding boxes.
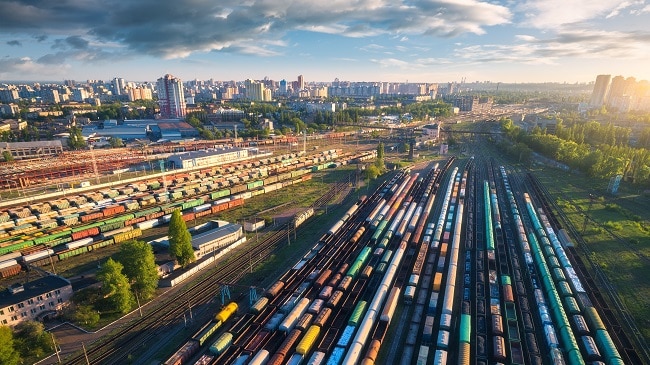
[0,275,71,307]
[192,221,242,248]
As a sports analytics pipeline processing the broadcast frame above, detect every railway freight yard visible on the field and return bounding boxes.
[0,136,648,365]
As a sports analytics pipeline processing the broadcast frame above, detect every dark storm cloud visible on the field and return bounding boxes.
[65,36,89,49]
[0,0,511,59]
[6,40,21,46]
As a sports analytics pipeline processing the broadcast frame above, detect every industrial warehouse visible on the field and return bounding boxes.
[166,147,250,169]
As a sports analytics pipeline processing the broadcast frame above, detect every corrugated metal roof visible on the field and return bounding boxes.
[192,222,242,248]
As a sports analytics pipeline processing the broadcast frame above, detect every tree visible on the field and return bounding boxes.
[0,326,20,365]
[375,142,385,171]
[13,321,54,359]
[365,164,381,180]
[72,305,100,327]
[68,126,86,150]
[168,210,196,267]
[117,240,159,300]
[109,137,124,148]
[97,258,135,314]
[2,150,13,162]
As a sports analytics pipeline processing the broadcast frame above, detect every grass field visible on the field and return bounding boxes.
[458,120,650,346]
[533,164,650,342]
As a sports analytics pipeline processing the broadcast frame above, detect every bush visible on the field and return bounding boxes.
[603,221,623,231]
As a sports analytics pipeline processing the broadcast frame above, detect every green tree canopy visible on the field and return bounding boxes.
[109,137,124,148]
[68,125,86,150]
[365,164,381,180]
[72,305,100,327]
[97,258,135,314]
[168,210,196,267]
[13,321,54,359]
[375,142,385,171]
[2,150,13,162]
[0,326,20,365]
[117,240,159,300]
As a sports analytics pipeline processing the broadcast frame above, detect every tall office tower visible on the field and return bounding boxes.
[589,74,611,108]
[112,77,126,96]
[297,75,304,90]
[157,74,186,119]
[279,79,288,94]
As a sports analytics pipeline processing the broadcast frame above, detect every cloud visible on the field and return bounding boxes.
[371,58,413,69]
[631,4,650,15]
[519,0,648,28]
[0,56,70,78]
[65,36,90,49]
[454,28,650,64]
[0,0,511,60]
[6,40,21,46]
[606,0,645,18]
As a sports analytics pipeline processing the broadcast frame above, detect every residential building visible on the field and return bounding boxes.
[589,74,611,108]
[0,276,73,326]
[297,75,304,91]
[157,74,186,119]
[0,87,19,103]
[244,79,265,101]
[72,87,89,102]
[422,123,441,139]
[0,103,20,116]
[128,87,153,101]
[449,95,493,112]
[112,77,126,96]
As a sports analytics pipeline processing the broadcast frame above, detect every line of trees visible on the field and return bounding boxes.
[500,118,650,185]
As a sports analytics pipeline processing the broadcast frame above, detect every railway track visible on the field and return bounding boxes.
[526,173,650,364]
[88,178,360,365]
[64,225,290,365]
[464,136,646,364]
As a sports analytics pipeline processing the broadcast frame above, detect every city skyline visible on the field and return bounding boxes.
[1,1,649,83]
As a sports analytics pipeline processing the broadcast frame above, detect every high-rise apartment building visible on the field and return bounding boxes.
[589,74,611,108]
[112,77,126,96]
[157,74,186,119]
[72,88,89,102]
[128,87,153,102]
[297,75,304,91]
[244,79,265,101]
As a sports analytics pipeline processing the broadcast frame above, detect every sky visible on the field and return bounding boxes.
[0,0,649,84]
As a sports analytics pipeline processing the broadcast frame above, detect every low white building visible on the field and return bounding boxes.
[167,147,249,169]
[422,123,441,139]
[191,220,244,257]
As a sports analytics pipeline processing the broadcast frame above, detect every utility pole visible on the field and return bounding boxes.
[136,291,143,317]
[89,145,99,185]
[82,342,90,365]
[582,194,596,234]
[50,332,61,364]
